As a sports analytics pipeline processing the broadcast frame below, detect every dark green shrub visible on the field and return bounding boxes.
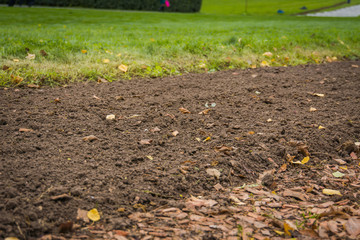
[1,0,202,12]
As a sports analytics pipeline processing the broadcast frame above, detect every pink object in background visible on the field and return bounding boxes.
[165,0,170,7]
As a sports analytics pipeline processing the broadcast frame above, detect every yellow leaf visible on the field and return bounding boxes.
[199,63,206,68]
[105,50,113,54]
[117,53,122,57]
[318,126,325,130]
[13,59,19,62]
[87,208,101,222]
[260,60,269,67]
[275,230,284,235]
[146,155,153,160]
[322,189,342,196]
[284,222,294,236]
[196,138,201,142]
[81,50,87,54]
[250,65,257,69]
[248,131,255,135]
[340,166,348,170]
[103,59,110,63]
[203,137,211,142]
[301,156,310,164]
[118,64,128,73]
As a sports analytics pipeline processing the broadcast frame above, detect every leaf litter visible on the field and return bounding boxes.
[0,61,360,239]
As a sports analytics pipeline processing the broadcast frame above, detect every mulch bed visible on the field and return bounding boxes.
[1,61,359,240]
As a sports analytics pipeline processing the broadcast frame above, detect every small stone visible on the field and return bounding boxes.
[106,114,116,121]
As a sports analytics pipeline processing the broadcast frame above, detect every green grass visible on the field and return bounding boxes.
[201,0,360,15]
[0,5,359,86]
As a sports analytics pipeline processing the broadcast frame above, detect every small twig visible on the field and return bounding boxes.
[16,221,26,240]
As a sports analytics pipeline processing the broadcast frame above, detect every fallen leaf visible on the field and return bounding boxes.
[150,127,161,132]
[345,217,360,236]
[27,84,40,88]
[2,65,10,70]
[284,222,294,236]
[50,194,72,201]
[5,238,19,240]
[199,109,211,115]
[214,145,233,153]
[171,130,179,137]
[301,156,310,164]
[283,189,307,201]
[318,125,325,130]
[263,52,273,57]
[350,152,358,160]
[40,50,47,56]
[146,155,153,160]
[13,59,20,62]
[139,139,152,145]
[313,93,325,97]
[248,131,255,135]
[310,107,317,112]
[26,53,35,60]
[77,208,90,223]
[19,128,33,132]
[114,230,129,237]
[274,230,284,235]
[333,158,346,165]
[332,171,345,178]
[251,74,258,78]
[54,98,61,103]
[260,60,269,67]
[102,59,110,63]
[351,64,358,68]
[251,64,257,69]
[81,50,87,54]
[59,221,73,233]
[118,64,128,73]
[203,136,211,142]
[11,75,23,84]
[97,77,107,83]
[206,168,221,179]
[186,196,217,208]
[87,208,100,222]
[278,163,287,173]
[83,135,99,142]
[179,107,191,114]
[323,189,342,196]
[267,118,272,122]
[229,195,246,205]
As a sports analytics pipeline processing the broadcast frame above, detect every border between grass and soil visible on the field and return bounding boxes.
[294,1,348,15]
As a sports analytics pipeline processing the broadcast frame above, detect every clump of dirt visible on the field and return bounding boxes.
[0,61,359,238]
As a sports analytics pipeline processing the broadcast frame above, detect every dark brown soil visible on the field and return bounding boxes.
[0,61,359,239]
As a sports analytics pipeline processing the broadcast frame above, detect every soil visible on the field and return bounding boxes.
[0,61,360,240]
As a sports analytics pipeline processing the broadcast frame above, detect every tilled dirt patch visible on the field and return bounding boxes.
[0,61,359,239]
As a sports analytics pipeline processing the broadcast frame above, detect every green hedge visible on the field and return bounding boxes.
[3,0,202,12]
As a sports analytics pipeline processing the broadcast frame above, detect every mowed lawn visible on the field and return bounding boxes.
[0,4,359,86]
[201,0,360,15]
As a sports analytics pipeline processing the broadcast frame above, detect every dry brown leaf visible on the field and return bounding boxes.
[50,194,72,201]
[58,221,73,233]
[27,84,40,88]
[179,107,191,114]
[345,217,360,236]
[278,163,287,173]
[83,135,99,142]
[40,50,48,56]
[186,196,217,209]
[282,189,307,201]
[150,127,161,132]
[19,128,34,132]
[350,152,358,160]
[206,168,221,179]
[198,109,211,115]
[139,139,152,145]
[76,208,90,223]
[97,77,107,83]
[214,145,233,153]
